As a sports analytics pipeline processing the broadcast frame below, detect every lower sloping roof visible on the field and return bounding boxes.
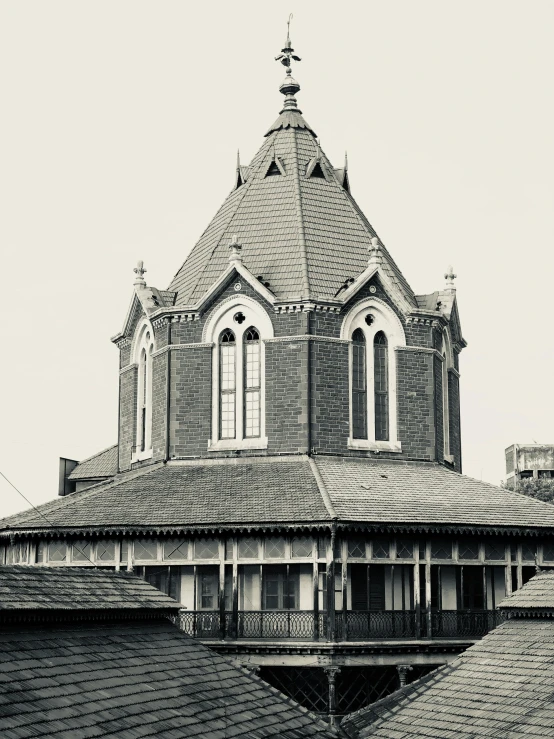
[0,566,179,612]
[68,444,118,480]
[342,572,554,739]
[3,455,554,535]
[0,620,335,739]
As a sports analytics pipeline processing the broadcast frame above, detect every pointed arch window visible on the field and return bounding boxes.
[219,330,236,439]
[133,325,155,461]
[352,329,367,439]
[206,298,273,451]
[244,327,261,438]
[374,332,389,441]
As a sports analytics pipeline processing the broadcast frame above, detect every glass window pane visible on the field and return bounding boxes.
[49,541,67,562]
[431,539,452,560]
[458,540,479,560]
[97,540,115,562]
[120,540,129,563]
[352,330,367,440]
[485,542,504,560]
[72,541,92,562]
[265,536,286,559]
[374,332,389,441]
[134,539,158,560]
[291,536,313,558]
[238,537,259,559]
[318,537,328,559]
[164,539,189,560]
[37,541,45,563]
[396,540,413,559]
[225,539,233,560]
[522,543,536,562]
[543,544,554,562]
[244,389,260,438]
[372,538,390,559]
[194,538,219,559]
[348,539,366,558]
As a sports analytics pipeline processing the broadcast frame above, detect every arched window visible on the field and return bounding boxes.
[244,327,261,438]
[219,330,236,439]
[133,323,155,461]
[352,329,367,440]
[374,332,389,441]
[341,297,405,452]
[205,297,273,451]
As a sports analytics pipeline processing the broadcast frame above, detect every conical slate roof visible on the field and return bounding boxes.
[168,66,417,306]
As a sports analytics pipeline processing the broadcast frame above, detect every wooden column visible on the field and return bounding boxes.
[326,528,336,641]
[414,540,421,638]
[425,540,432,638]
[504,543,512,598]
[312,543,320,641]
[341,538,348,641]
[218,539,226,639]
[324,667,341,727]
[482,565,488,610]
[231,538,239,639]
[114,540,121,572]
[516,544,523,590]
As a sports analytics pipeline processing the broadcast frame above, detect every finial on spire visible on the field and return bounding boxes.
[229,235,243,264]
[275,15,302,112]
[133,260,147,287]
[445,265,457,290]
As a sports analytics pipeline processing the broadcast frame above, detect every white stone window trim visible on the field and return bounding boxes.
[442,328,454,464]
[204,295,273,451]
[131,318,156,463]
[341,297,405,452]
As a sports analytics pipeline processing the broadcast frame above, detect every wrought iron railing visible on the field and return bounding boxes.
[336,610,418,640]
[176,609,502,640]
[429,610,505,638]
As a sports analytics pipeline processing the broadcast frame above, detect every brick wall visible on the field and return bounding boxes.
[449,370,462,472]
[170,346,212,458]
[311,338,350,453]
[151,351,167,461]
[433,354,444,463]
[118,366,137,471]
[396,349,435,460]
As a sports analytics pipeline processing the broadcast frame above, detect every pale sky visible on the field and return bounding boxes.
[1,1,553,518]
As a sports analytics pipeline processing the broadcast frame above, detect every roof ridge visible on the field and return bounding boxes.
[290,129,311,298]
[308,457,337,519]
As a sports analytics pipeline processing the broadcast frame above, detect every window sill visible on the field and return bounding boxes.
[131,449,153,463]
[347,439,402,453]
[208,437,269,452]
[444,454,454,464]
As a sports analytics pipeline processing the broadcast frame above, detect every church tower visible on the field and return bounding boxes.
[4,27,554,724]
[113,29,465,475]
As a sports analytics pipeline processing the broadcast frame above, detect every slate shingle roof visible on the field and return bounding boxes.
[168,104,416,306]
[68,444,118,480]
[316,457,554,530]
[3,456,554,536]
[498,570,554,610]
[341,572,554,739]
[0,566,180,612]
[0,620,335,739]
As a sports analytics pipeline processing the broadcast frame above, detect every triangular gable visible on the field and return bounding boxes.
[193,261,276,314]
[340,263,415,316]
[448,297,466,348]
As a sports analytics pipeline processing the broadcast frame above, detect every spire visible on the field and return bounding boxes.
[275,14,302,112]
[266,18,316,137]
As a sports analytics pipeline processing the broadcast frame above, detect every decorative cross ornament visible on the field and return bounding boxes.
[133,260,147,286]
[445,265,457,289]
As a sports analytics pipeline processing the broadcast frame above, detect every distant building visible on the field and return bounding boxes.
[341,569,554,738]
[3,28,554,721]
[0,566,333,739]
[505,443,554,489]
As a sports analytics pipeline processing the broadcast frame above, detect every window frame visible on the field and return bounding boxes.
[342,297,405,452]
[205,297,273,451]
[132,320,156,462]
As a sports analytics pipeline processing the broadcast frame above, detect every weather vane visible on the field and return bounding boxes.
[275,14,301,70]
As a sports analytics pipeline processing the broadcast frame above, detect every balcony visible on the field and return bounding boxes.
[178,609,505,641]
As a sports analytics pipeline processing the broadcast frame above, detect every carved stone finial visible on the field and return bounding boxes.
[133,260,147,287]
[445,265,457,290]
[368,236,381,265]
[397,664,413,688]
[229,235,243,264]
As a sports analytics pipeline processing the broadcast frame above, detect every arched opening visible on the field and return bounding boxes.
[352,329,367,440]
[374,332,389,441]
[219,329,236,440]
